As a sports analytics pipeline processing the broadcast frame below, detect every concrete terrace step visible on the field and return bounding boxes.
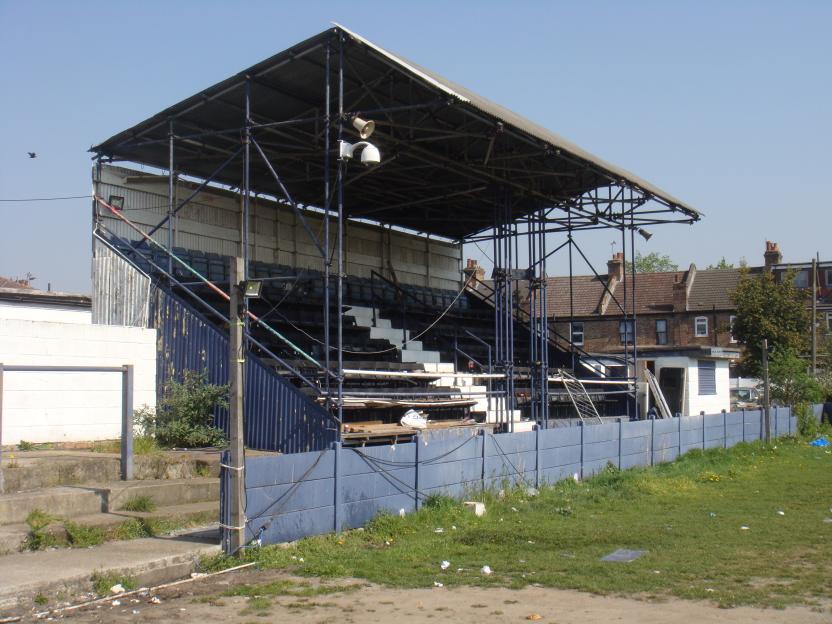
[0,527,220,610]
[0,478,219,526]
[0,501,218,554]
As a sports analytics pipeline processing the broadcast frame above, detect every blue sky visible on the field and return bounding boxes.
[1,1,829,293]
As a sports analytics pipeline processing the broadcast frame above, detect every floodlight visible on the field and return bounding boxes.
[638,228,653,241]
[351,116,376,139]
[241,279,262,298]
[109,195,125,211]
[339,140,381,166]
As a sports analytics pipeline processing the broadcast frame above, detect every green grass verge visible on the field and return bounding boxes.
[222,437,832,608]
[119,494,157,513]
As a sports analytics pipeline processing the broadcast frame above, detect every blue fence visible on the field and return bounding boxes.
[150,287,337,454]
[222,407,796,548]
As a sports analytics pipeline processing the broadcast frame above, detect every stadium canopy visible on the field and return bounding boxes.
[92,24,699,241]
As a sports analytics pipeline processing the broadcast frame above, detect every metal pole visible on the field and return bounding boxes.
[120,364,134,481]
[336,33,345,430]
[630,200,638,416]
[243,79,251,284]
[762,338,771,443]
[323,41,332,404]
[811,256,817,374]
[167,120,175,276]
[228,257,246,554]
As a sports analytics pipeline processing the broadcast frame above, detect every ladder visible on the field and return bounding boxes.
[643,369,672,419]
[560,369,603,425]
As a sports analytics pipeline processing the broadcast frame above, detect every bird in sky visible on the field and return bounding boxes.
[27,152,36,159]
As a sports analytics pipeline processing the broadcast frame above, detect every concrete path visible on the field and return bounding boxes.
[0,527,220,611]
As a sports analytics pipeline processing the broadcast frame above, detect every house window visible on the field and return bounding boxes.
[698,360,716,395]
[619,319,634,344]
[729,315,737,343]
[794,270,809,288]
[826,269,832,288]
[827,311,832,331]
[656,319,668,345]
[570,322,584,346]
[694,316,708,337]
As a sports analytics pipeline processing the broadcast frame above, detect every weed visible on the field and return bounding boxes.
[6,453,19,469]
[33,593,48,606]
[24,509,58,551]
[18,440,35,451]
[91,571,136,596]
[64,521,105,548]
[194,461,212,477]
[239,595,272,615]
[90,439,120,454]
[120,494,157,513]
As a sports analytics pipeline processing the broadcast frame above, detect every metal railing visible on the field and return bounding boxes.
[0,364,135,492]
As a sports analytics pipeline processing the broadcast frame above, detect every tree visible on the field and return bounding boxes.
[768,348,823,406]
[625,251,678,273]
[707,257,734,270]
[730,270,811,376]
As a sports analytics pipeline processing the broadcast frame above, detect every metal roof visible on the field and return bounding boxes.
[92,25,699,239]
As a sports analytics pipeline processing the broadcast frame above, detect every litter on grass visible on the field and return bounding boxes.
[740,525,750,530]
[481,565,492,575]
[600,549,647,562]
[433,581,444,587]
[110,584,125,595]
[440,560,450,570]
[809,436,829,447]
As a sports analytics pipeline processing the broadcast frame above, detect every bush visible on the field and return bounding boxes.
[134,371,228,448]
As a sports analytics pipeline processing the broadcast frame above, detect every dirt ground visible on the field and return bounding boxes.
[37,568,831,624]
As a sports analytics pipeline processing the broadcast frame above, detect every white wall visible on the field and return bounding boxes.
[96,164,463,291]
[0,301,91,324]
[0,318,156,445]
[654,356,731,417]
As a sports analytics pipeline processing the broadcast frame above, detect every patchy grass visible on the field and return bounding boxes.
[90,436,160,455]
[119,494,157,513]
[91,571,136,596]
[231,437,832,608]
[22,511,216,551]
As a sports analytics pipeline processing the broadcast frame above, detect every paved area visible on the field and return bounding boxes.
[0,527,219,612]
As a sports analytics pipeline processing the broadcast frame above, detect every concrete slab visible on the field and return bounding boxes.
[0,527,220,609]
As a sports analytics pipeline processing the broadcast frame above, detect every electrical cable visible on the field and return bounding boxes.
[0,194,92,202]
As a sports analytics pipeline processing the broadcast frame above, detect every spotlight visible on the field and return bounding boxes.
[339,140,381,166]
[351,116,376,139]
[240,279,262,299]
[638,228,652,241]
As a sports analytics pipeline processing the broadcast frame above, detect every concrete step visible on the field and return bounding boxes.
[400,349,441,363]
[0,527,220,610]
[0,501,217,554]
[0,478,219,526]
[0,487,104,526]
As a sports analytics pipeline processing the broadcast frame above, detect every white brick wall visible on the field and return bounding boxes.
[0,318,156,445]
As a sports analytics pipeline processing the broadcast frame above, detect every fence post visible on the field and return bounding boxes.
[120,364,134,481]
[722,409,727,449]
[617,418,623,469]
[773,406,778,439]
[702,411,706,450]
[788,405,793,435]
[579,422,584,480]
[650,417,655,466]
[333,441,342,532]
[534,425,541,488]
[480,429,487,491]
[414,433,421,511]
[741,408,746,442]
[678,414,682,459]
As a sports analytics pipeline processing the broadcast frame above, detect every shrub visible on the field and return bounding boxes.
[120,494,157,513]
[18,440,35,451]
[135,371,228,448]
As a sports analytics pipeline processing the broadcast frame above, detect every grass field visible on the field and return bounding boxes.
[215,436,832,609]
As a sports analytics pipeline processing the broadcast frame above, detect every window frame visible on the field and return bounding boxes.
[729,315,737,343]
[570,321,585,346]
[794,269,809,288]
[619,319,634,344]
[655,319,668,345]
[697,359,717,396]
[694,316,708,337]
[825,268,832,288]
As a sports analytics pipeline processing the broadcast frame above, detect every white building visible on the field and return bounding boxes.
[0,286,156,446]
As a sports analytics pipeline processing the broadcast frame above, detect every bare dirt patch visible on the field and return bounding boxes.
[50,568,831,624]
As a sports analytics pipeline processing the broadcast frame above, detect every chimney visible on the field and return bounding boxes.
[463,258,485,288]
[764,241,782,270]
[607,252,624,282]
[672,274,687,312]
